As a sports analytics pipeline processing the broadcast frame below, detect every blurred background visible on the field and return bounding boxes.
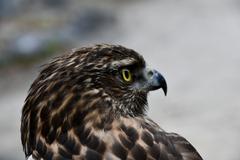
[0,0,240,159]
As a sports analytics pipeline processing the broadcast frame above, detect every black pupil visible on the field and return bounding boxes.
[124,70,129,79]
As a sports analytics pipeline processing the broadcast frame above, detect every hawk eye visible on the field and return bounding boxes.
[121,68,132,82]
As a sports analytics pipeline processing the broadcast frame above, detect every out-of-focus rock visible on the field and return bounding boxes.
[11,33,45,56]
[0,0,22,17]
[70,8,116,37]
[0,32,69,68]
[41,0,68,8]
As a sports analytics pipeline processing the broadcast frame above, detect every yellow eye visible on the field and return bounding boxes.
[121,68,132,82]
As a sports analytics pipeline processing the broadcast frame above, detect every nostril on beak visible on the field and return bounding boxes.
[147,70,154,78]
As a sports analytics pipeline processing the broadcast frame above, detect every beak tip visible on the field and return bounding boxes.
[163,87,167,96]
[162,82,167,96]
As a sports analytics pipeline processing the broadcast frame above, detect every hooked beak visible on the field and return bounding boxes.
[143,68,167,95]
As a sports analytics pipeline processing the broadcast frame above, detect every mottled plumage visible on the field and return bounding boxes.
[21,44,203,160]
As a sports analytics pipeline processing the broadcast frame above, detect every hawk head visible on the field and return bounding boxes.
[21,44,167,158]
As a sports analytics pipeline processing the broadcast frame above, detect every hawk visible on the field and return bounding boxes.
[21,44,203,160]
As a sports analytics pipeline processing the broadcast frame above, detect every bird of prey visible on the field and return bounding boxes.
[21,44,203,160]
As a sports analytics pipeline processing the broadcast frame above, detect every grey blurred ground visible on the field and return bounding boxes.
[0,0,240,159]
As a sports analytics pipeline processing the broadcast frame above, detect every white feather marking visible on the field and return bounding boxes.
[66,61,75,67]
[27,155,34,160]
[84,78,92,83]
[111,58,136,67]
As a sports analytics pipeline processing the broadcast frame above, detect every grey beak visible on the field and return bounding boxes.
[144,69,167,95]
